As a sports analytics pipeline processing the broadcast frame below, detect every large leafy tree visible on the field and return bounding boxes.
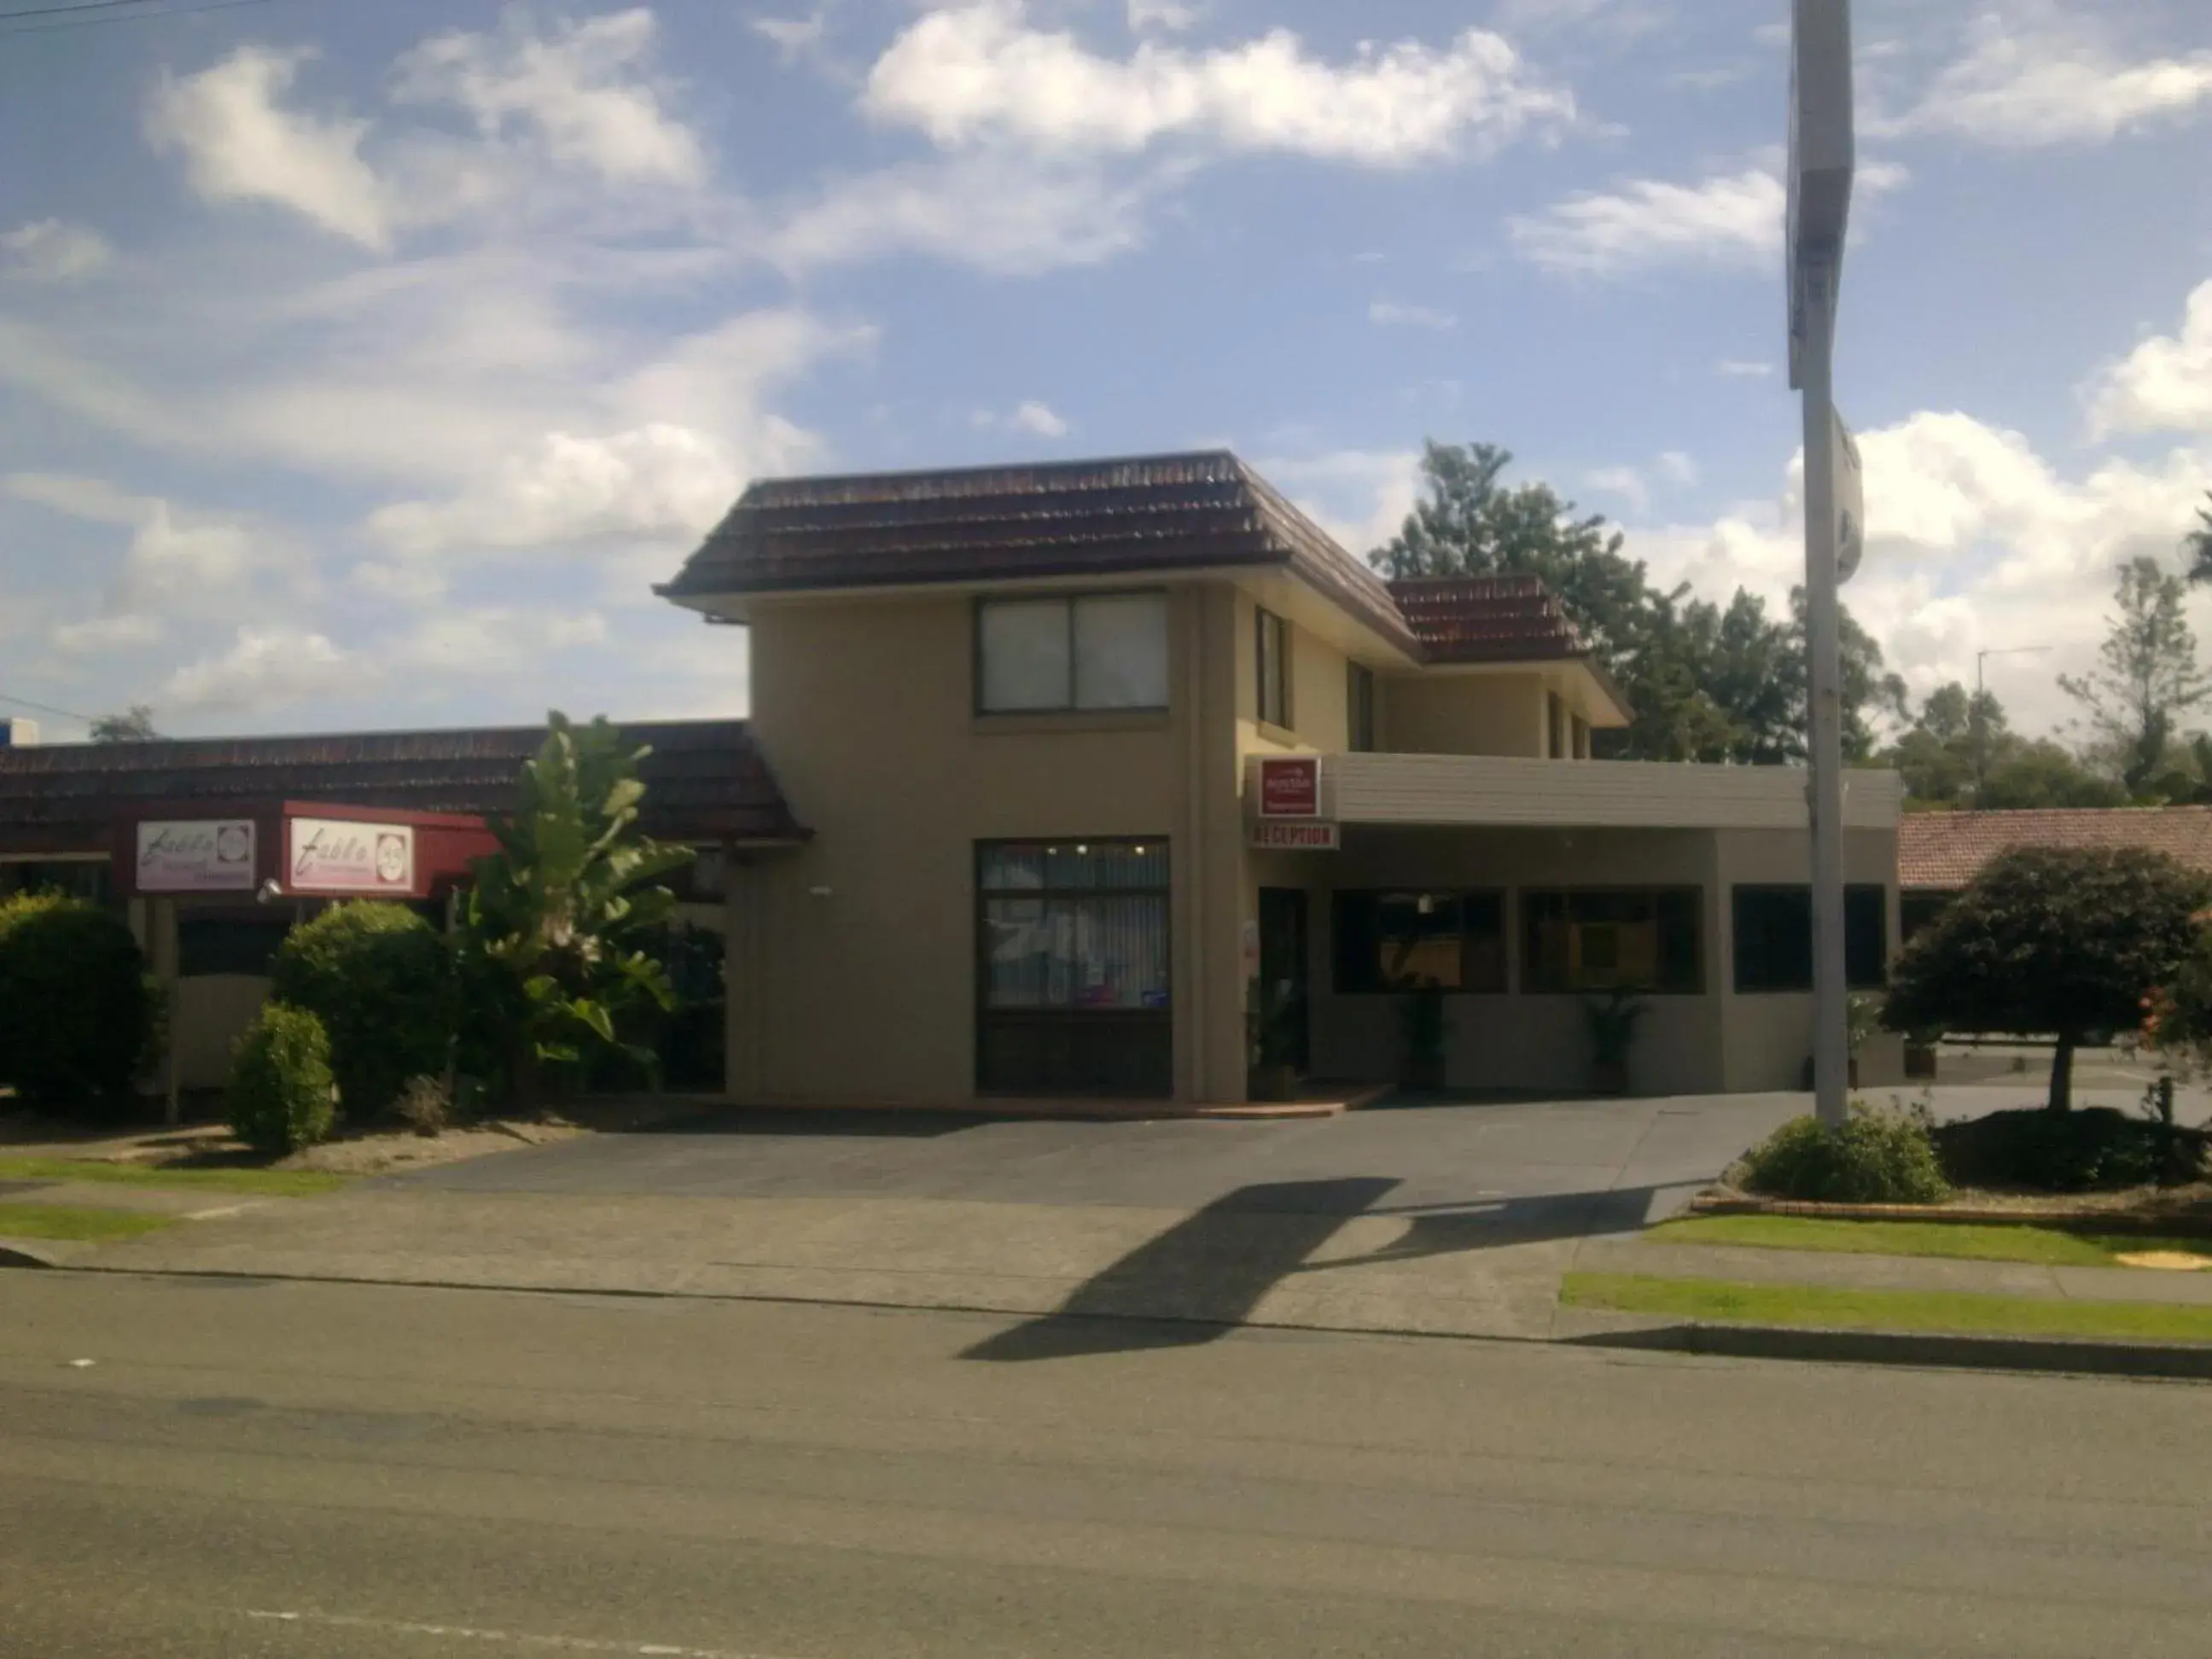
[2182,492,2212,586]
[1372,440,1906,763]
[1884,846,2209,1111]
[1880,684,2126,809]
[458,713,694,1111]
[2059,556,2211,795]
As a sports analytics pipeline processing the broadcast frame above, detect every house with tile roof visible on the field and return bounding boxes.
[3,450,1908,1109]
[659,451,1906,1105]
[1899,806,2212,940]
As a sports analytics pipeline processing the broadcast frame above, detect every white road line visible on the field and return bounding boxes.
[243,1609,812,1658]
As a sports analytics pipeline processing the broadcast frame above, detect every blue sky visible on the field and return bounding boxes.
[3,0,2209,740]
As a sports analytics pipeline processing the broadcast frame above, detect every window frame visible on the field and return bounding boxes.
[1330,888,1509,996]
[975,838,1173,1097]
[1348,662,1377,753]
[1731,883,1890,994]
[1521,887,1705,996]
[1255,606,1291,730]
[973,590,1171,716]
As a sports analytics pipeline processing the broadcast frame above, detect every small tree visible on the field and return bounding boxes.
[457,712,693,1111]
[226,1003,336,1155]
[1884,846,2209,1111]
[2182,492,2211,587]
[271,902,456,1121]
[89,704,160,742]
[0,893,155,1115]
[2059,556,2211,795]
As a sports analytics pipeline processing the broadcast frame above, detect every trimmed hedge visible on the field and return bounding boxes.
[271,902,455,1121]
[0,893,155,1115]
[226,1003,336,1155]
[1734,1105,1953,1205]
[1934,1107,2210,1193]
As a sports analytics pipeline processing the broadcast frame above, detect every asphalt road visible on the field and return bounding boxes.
[3,1273,2210,1657]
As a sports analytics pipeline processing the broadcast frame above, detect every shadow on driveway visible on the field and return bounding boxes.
[964,1177,1674,1363]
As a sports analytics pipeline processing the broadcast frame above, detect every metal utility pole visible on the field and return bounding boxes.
[1790,0,1857,1129]
[1972,646,2048,792]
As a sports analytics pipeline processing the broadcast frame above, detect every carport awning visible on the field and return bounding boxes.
[1253,754,1902,832]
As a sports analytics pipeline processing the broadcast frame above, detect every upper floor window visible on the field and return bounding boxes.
[977,592,1169,713]
[1256,607,1291,729]
[1348,664,1377,753]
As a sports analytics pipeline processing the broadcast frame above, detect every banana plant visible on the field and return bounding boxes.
[459,712,695,1109]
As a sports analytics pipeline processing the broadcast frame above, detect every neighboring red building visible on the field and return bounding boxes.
[1899,806,2212,936]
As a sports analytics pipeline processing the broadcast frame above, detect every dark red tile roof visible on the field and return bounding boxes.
[661,450,1424,656]
[0,719,805,855]
[1386,573,1586,664]
[1899,807,2212,889]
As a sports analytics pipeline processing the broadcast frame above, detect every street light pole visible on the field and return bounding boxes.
[1972,645,2049,793]
[1790,0,1856,1129]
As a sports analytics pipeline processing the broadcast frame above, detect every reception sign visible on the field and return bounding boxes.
[137,820,256,893]
[288,818,415,894]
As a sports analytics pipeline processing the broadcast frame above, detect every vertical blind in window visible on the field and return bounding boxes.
[979,842,1170,1013]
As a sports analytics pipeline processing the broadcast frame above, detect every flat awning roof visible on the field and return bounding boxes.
[1252,754,1903,833]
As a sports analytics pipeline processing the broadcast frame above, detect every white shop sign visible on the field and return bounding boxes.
[288,818,415,894]
[137,820,256,893]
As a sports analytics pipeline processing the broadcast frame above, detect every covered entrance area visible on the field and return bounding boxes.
[1247,752,1906,1099]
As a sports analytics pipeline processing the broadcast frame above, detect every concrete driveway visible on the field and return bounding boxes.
[396,1093,1812,1221]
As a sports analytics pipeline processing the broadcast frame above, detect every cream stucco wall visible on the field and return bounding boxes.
[733,584,1249,1105]
[1382,673,1549,758]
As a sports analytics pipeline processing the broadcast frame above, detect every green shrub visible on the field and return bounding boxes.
[1734,1103,1953,1205]
[271,902,455,1121]
[1933,1107,2209,1193]
[0,893,155,1115]
[226,1003,336,1155]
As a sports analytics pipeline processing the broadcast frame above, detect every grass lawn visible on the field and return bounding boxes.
[0,1156,345,1197]
[1563,1272,2212,1344]
[1648,1214,2212,1269]
[0,1203,178,1243]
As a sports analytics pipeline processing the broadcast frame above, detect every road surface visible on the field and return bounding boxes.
[1,1272,2207,1656]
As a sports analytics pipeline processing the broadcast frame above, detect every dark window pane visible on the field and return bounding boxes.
[979,599,1072,711]
[1331,890,1505,994]
[178,916,291,977]
[1733,885,1888,992]
[1523,890,1702,993]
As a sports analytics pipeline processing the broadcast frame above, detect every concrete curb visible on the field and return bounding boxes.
[1571,1319,2212,1381]
[0,1237,72,1269]
[1688,1194,2212,1237]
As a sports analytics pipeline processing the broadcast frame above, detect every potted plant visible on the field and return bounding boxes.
[1902,1022,1940,1080]
[1583,987,1647,1097]
[1246,976,1302,1103]
[1394,977,1449,1091]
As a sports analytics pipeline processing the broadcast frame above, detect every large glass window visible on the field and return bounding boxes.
[977,840,1171,1096]
[1348,663,1377,753]
[1523,889,1703,993]
[0,860,113,906]
[1333,891,1506,993]
[977,593,1168,713]
[1732,885,1889,992]
[1255,607,1291,729]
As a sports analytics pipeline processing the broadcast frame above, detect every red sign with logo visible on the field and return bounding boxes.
[1258,757,1321,818]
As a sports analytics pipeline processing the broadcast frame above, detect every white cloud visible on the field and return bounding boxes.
[863,2,1575,166]
[386,607,608,676]
[751,7,832,64]
[1126,0,1199,31]
[1260,448,1423,558]
[1509,166,1781,276]
[5,473,271,612]
[0,219,111,282]
[1010,399,1069,437]
[1627,411,2212,736]
[1656,450,1697,486]
[162,625,359,714]
[2087,280,2212,438]
[1877,12,2212,148]
[1586,465,1649,511]
[367,423,745,556]
[1509,158,1907,277]
[393,8,704,186]
[1369,299,1457,330]
[1715,358,1774,378]
[51,614,164,654]
[145,46,389,248]
[3,471,144,526]
[763,153,1157,276]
